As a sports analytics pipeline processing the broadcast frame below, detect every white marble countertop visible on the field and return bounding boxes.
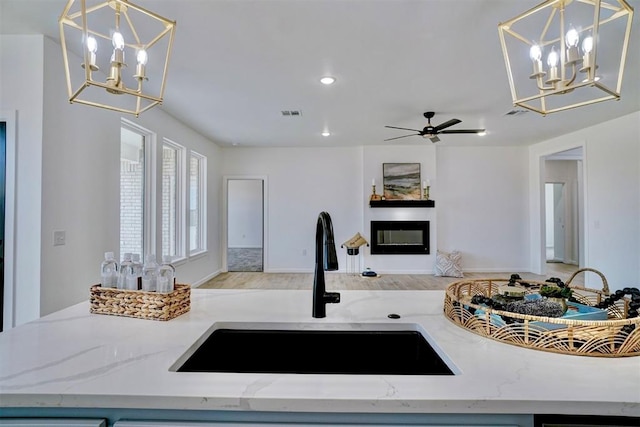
[1,289,639,416]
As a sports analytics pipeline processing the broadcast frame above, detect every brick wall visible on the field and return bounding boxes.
[162,146,177,258]
[120,160,143,257]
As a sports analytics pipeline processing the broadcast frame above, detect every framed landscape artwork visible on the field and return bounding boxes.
[383,163,421,200]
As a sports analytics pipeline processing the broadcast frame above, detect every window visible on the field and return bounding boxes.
[189,151,206,254]
[120,124,147,259]
[120,120,205,264]
[162,139,185,260]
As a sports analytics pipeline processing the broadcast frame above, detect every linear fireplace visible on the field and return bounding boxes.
[370,220,430,255]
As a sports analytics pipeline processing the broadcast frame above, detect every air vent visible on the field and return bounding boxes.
[505,109,529,116]
[281,110,302,117]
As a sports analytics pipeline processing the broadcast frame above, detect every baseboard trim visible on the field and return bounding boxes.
[369,269,434,275]
[258,268,535,275]
[461,267,532,273]
[193,269,222,288]
[266,269,440,275]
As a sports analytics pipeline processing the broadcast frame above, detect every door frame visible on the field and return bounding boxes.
[222,175,268,273]
[1,110,17,330]
[532,143,587,275]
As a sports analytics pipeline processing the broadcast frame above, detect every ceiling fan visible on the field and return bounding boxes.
[385,111,485,143]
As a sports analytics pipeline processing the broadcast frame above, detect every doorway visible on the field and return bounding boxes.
[0,110,15,331]
[545,183,565,262]
[543,148,584,270]
[0,122,5,332]
[226,179,264,272]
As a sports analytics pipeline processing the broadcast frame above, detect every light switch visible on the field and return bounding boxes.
[53,230,66,246]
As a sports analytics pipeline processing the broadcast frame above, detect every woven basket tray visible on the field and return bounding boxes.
[443,270,640,357]
[90,284,190,321]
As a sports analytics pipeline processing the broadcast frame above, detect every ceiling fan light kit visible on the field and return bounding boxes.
[498,0,633,115]
[59,0,176,116]
[384,111,486,143]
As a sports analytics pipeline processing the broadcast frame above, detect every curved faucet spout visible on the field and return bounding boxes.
[313,211,340,318]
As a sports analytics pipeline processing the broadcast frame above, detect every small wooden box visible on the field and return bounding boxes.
[90,284,190,321]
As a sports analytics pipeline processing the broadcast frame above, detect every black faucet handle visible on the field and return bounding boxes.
[324,292,341,304]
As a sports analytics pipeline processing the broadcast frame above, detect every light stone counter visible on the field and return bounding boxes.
[1,289,639,418]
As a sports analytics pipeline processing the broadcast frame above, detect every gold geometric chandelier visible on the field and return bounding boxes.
[498,0,633,115]
[59,0,176,116]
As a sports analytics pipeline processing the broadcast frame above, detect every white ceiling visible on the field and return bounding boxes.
[1,0,639,148]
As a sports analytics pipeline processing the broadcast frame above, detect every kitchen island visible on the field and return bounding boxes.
[1,288,639,425]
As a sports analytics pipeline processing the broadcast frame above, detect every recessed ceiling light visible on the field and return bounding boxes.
[478,131,487,136]
[320,76,336,85]
[321,131,331,137]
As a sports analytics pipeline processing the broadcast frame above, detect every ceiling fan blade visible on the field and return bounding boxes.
[429,136,440,143]
[440,129,485,134]
[433,119,462,132]
[384,134,421,141]
[385,125,422,132]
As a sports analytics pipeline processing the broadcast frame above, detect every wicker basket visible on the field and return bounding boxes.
[443,269,640,357]
[90,284,190,321]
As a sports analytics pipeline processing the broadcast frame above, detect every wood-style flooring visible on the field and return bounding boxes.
[199,262,586,291]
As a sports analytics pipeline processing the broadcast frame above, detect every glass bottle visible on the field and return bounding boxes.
[130,254,143,290]
[100,251,119,288]
[157,255,176,294]
[141,254,159,292]
[118,253,133,289]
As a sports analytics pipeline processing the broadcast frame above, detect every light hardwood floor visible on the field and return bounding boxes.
[199,262,586,290]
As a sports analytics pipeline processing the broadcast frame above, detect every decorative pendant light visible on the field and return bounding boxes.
[59,0,176,116]
[498,0,633,115]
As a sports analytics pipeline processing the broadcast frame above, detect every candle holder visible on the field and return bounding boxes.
[370,184,382,201]
[423,186,430,200]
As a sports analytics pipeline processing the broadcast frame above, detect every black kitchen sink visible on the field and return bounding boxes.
[176,328,455,375]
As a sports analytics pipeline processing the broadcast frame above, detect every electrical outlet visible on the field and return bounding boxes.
[302,249,307,256]
[53,230,66,246]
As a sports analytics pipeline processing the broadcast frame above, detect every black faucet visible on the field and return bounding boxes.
[313,211,340,318]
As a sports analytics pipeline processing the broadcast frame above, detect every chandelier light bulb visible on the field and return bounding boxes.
[112,31,125,50]
[529,44,542,62]
[134,49,149,81]
[582,36,593,54]
[565,27,580,48]
[110,31,125,66]
[83,35,99,71]
[528,44,546,78]
[547,47,559,68]
[580,35,595,78]
[86,36,98,53]
[565,26,581,64]
[137,49,148,65]
[545,46,561,85]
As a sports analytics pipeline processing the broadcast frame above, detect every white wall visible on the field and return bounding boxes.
[530,112,640,291]
[221,147,363,273]
[222,144,533,275]
[436,146,530,272]
[0,35,44,327]
[2,36,222,323]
